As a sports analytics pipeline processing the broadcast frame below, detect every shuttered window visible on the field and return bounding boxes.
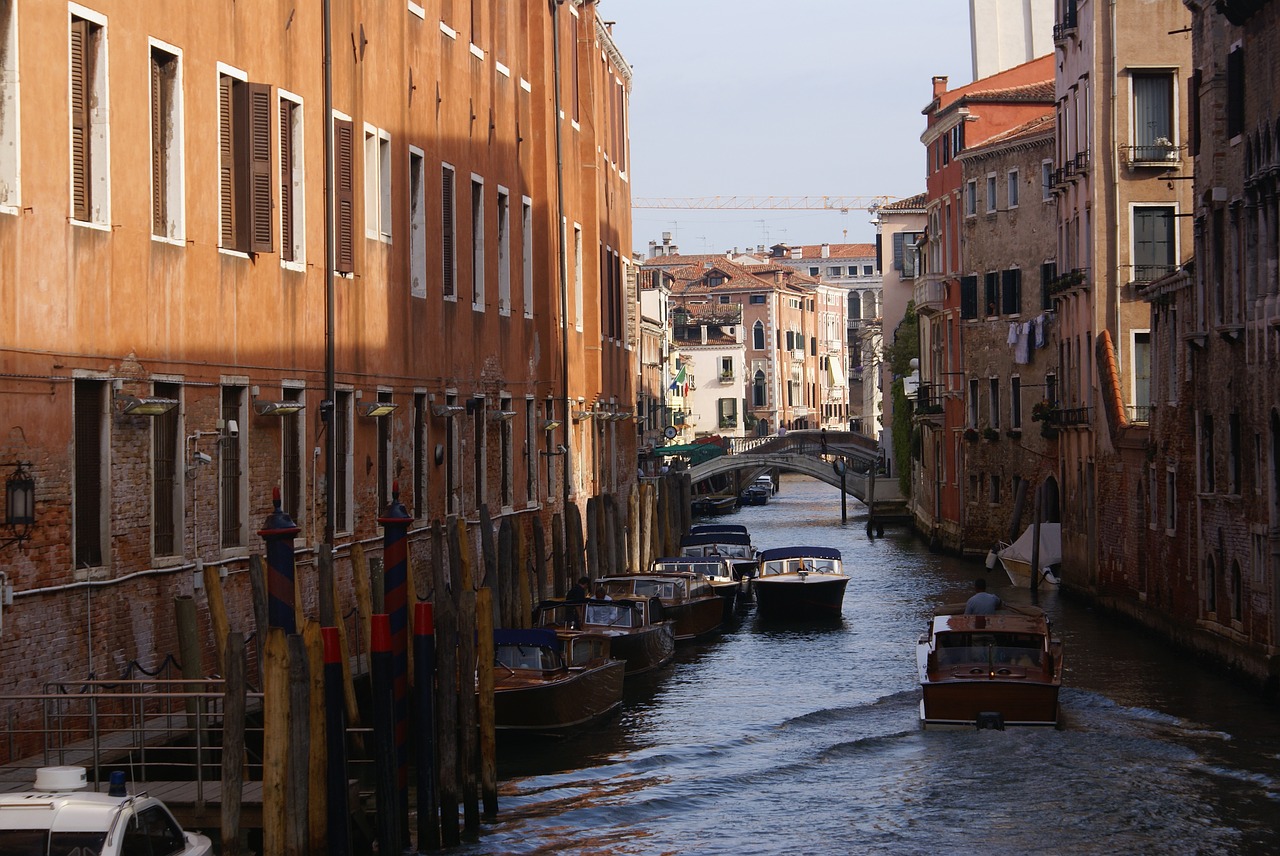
[441,164,456,296]
[281,387,303,522]
[70,16,103,223]
[219,74,273,254]
[1040,261,1056,310]
[150,48,180,238]
[279,96,303,264]
[334,117,355,272]
[984,272,1000,316]
[1001,269,1021,315]
[152,382,180,556]
[959,275,978,320]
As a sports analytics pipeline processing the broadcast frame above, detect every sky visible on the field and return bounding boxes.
[604,0,975,257]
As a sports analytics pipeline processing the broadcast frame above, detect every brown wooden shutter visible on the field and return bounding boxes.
[334,118,355,273]
[70,20,91,221]
[151,54,165,236]
[219,75,236,248]
[441,166,455,295]
[248,83,273,254]
[279,101,293,262]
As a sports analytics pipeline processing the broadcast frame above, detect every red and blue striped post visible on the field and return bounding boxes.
[258,487,300,633]
[370,614,403,853]
[321,628,351,855]
[378,482,413,786]
[413,602,440,850]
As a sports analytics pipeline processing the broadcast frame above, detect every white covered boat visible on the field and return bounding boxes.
[996,523,1061,587]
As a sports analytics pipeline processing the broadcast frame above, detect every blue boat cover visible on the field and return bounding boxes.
[758,546,842,562]
[690,523,749,535]
[680,532,752,547]
[494,627,560,648]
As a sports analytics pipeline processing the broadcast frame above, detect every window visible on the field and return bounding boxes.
[959,275,978,319]
[219,386,246,549]
[988,377,1000,429]
[279,94,304,264]
[750,294,765,304]
[408,148,425,296]
[1133,206,1175,283]
[1205,554,1217,613]
[985,174,997,213]
[281,386,303,523]
[984,272,999,316]
[413,393,427,518]
[525,398,538,505]
[74,379,106,568]
[218,70,272,253]
[521,197,533,318]
[1133,72,1174,158]
[376,391,392,512]
[364,126,391,241]
[965,179,977,217]
[0,0,17,209]
[471,175,485,308]
[122,806,186,856]
[334,390,352,531]
[1226,46,1244,139]
[1007,169,1019,208]
[150,44,183,240]
[863,265,873,276]
[446,394,459,515]
[717,398,737,429]
[333,114,354,273]
[500,395,514,508]
[543,398,557,504]
[497,187,511,312]
[753,370,766,407]
[1041,160,1052,202]
[1011,376,1022,429]
[441,164,456,297]
[828,266,842,277]
[1040,261,1056,311]
[152,382,181,557]
[1001,269,1021,315]
[720,356,733,380]
[70,11,109,225]
[472,395,486,509]
[1230,560,1243,621]
[989,474,1001,504]
[808,266,820,276]
[573,224,583,329]
[1228,411,1241,495]
[753,320,765,350]
[968,377,979,428]
[1201,412,1215,493]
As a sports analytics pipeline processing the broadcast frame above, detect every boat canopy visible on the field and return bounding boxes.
[681,532,752,547]
[690,523,749,536]
[758,546,843,562]
[494,628,560,648]
[998,523,1061,568]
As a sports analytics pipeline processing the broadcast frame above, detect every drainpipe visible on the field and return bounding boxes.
[551,0,572,509]
[321,0,337,625]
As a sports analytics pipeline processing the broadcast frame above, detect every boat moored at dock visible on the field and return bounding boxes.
[534,598,676,675]
[753,547,848,620]
[492,628,626,733]
[599,571,723,642]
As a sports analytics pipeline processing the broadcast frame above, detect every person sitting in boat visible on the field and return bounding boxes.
[964,577,1002,615]
[593,585,612,601]
[566,576,590,627]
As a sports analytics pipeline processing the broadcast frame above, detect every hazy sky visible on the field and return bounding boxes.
[604,1,974,256]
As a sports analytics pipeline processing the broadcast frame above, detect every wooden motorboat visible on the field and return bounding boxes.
[738,482,770,506]
[753,547,848,619]
[681,528,759,591]
[599,571,723,642]
[0,766,213,855]
[916,605,1064,729]
[491,628,626,733]
[652,554,742,618]
[534,597,675,675]
[996,523,1061,587]
[691,493,738,517]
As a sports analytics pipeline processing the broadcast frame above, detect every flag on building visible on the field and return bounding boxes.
[669,364,686,393]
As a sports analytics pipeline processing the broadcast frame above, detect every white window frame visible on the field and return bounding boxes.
[985,172,997,214]
[471,172,485,310]
[573,222,583,332]
[216,62,249,257]
[0,0,20,212]
[363,124,391,242]
[1041,159,1053,202]
[408,145,425,297]
[965,179,977,217]
[149,37,185,244]
[441,162,457,300]
[497,185,511,314]
[70,3,111,229]
[278,89,305,269]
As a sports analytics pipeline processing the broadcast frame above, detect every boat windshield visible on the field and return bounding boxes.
[935,633,1044,668]
[496,643,560,671]
[656,560,722,577]
[585,603,636,628]
[611,579,681,600]
[761,558,842,576]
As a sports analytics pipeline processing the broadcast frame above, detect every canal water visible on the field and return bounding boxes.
[469,476,1280,855]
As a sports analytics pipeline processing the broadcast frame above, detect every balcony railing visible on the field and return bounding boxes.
[1126,404,1152,424]
[719,371,735,383]
[1074,149,1090,173]
[1057,406,1091,426]
[1127,264,1179,285]
[1123,142,1183,168]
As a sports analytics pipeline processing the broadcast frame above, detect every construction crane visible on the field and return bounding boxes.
[631,195,895,212]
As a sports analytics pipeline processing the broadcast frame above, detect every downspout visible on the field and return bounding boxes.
[551,0,572,509]
[320,0,336,624]
[1108,0,1121,345]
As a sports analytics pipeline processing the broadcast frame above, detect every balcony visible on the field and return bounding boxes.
[1056,406,1091,426]
[719,371,735,383]
[791,349,806,361]
[914,278,946,314]
[1048,268,1090,297]
[1126,264,1179,286]
[1123,142,1183,170]
[1074,149,1090,174]
[1126,404,1152,425]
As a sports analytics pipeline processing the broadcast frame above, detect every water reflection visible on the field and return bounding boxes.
[479,477,1280,855]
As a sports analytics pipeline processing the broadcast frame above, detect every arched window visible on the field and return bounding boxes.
[862,291,876,320]
[752,370,766,407]
[1230,559,1243,621]
[1205,553,1217,615]
[753,320,765,350]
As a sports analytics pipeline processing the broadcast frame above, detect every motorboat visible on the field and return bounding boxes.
[995,523,1062,587]
[681,527,759,590]
[691,493,738,517]
[916,604,1064,729]
[598,571,723,642]
[534,597,675,675]
[652,554,742,618]
[753,547,848,619]
[491,628,625,733]
[0,766,213,855]
[738,481,770,506]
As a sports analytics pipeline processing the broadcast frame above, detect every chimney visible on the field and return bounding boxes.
[932,76,949,99]
[701,325,708,345]
[790,248,801,260]
[648,240,657,258]
[820,243,830,258]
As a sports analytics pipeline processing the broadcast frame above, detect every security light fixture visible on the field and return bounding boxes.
[116,394,179,417]
[572,410,595,421]
[488,409,518,421]
[254,399,306,417]
[432,404,466,417]
[541,419,562,431]
[360,402,400,418]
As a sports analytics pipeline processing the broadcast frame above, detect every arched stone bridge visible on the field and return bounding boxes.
[686,430,906,513]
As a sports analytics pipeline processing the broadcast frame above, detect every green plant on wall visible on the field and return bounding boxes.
[887,301,919,498]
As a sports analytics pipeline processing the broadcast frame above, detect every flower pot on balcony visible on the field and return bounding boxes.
[981,428,1000,442]
[963,428,980,443]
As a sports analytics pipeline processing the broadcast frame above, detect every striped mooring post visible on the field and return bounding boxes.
[378,482,414,804]
[258,487,300,633]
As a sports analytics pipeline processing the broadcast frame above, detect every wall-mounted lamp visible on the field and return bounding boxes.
[116,393,179,417]
[360,402,400,418]
[488,409,518,421]
[2,461,35,551]
[572,410,595,422]
[431,404,466,418]
[541,419,562,431]
[254,398,306,417]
